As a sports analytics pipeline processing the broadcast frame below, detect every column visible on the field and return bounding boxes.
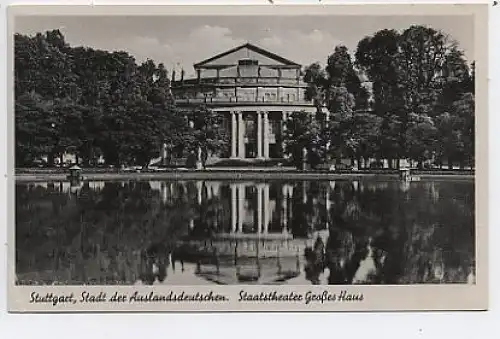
[257,111,263,159]
[281,111,288,156]
[237,184,245,233]
[197,181,203,205]
[257,185,263,234]
[231,112,237,158]
[237,112,245,159]
[302,182,307,204]
[212,181,220,198]
[161,182,167,204]
[353,180,359,192]
[168,183,173,204]
[206,182,213,200]
[263,111,270,159]
[329,181,336,191]
[231,184,237,233]
[263,184,270,234]
[326,187,331,212]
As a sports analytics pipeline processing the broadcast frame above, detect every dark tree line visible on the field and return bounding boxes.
[286,25,475,170]
[15,27,474,170]
[15,30,227,167]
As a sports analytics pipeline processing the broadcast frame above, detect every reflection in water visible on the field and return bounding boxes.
[15,179,475,285]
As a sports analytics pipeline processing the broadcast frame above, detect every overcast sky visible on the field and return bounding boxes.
[15,15,474,78]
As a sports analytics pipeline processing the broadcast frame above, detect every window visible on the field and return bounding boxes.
[238,59,259,66]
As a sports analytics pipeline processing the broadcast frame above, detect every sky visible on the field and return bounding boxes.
[15,15,474,78]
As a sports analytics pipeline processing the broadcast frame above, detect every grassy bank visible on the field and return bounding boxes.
[15,167,474,182]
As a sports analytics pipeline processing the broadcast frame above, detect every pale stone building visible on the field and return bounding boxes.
[171,43,318,160]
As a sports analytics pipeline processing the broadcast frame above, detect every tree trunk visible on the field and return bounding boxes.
[357,157,362,169]
[396,158,401,169]
[336,154,342,165]
[48,153,55,167]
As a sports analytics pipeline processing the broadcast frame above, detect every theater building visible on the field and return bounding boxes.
[171,43,319,160]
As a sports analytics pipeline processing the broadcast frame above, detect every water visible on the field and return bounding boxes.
[15,179,475,285]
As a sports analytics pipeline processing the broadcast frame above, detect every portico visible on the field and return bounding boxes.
[228,110,285,160]
[220,106,315,160]
[171,42,319,160]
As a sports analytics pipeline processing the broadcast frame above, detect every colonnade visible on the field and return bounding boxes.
[229,183,295,235]
[229,111,291,159]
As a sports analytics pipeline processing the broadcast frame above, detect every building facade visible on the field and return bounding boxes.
[171,43,318,160]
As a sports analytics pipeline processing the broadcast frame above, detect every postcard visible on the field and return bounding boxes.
[7,3,488,312]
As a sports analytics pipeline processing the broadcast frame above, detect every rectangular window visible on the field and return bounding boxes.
[238,59,259,66]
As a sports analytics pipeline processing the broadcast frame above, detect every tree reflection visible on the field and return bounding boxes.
[16,181,195,285]
[311,180,476,284]
[15,179,475,285]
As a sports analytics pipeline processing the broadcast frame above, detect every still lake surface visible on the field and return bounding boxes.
[15,178,475,285]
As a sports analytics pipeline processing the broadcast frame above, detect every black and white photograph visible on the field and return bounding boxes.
[11,6,480,292]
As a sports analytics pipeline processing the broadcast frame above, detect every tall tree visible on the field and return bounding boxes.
[182,106,229,168]
[326,45,368,110]
[326,87,358,165]
[303,62,328,115]
[355,26,473,167]
[15,92,56,166]
[356,29,405,167]
[283,111,326,169]
[452,93,475,168]
[350,112,383,168]
[404,113,438,168]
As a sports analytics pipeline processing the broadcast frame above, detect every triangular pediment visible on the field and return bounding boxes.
[194,43,300,69]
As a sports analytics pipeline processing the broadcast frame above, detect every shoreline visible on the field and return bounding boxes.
[14,169,475,182]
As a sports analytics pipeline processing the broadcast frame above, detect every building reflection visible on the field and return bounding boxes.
[15,178,475,285]
[143,180,331,284]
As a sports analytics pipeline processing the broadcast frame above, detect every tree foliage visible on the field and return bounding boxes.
[302,25,475,169]
[181,106,230,167]
[283,111,326,169]
[357,26,473,167]
[16,26,474,170]
[15,30,228,167]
